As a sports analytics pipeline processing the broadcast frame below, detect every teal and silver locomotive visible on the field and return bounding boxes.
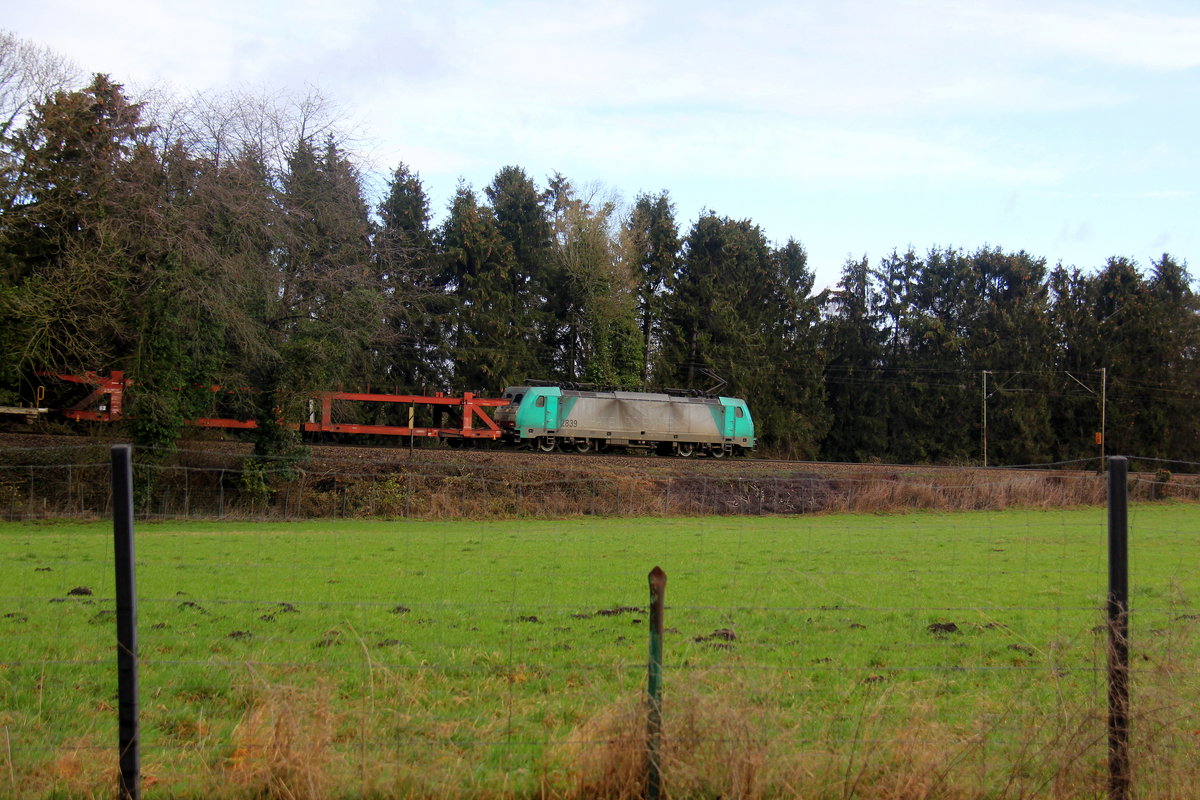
[493,385,755,457]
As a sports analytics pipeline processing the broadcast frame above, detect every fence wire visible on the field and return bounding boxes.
[1,446,1199,799]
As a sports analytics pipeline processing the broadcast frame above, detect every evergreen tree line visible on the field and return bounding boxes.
[1,67,1197,464]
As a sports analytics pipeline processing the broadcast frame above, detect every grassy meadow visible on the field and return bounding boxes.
[2,504,1199,798]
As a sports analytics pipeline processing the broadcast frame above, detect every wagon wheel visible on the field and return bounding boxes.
[538,437,558,453]
[675,443,694,458]
[574,440,592,454]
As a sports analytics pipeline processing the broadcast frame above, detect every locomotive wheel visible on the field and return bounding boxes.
[709,447,726,459]
[675,443,694,458]
[538,437,558,452]
[574,440,592,454]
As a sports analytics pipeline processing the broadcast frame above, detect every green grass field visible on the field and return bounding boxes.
[2,505,1199,798]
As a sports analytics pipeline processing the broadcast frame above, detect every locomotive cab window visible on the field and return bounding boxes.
[735,407,744,418]
[535,396,546,408]
[512,393,524,404]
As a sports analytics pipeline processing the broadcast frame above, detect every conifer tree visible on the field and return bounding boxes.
[1140,254,1200,458]
[377,162,444,388]
[768,239,830,457]
[484,166,552,372]
[965,248,1055,464]
[438,184,531,392]
[657,214,826,453]
[624,191,680,384]
[1048,264,1105,461]
[1,74,151,375]
[247,134,383,456]
[821,256,887,461]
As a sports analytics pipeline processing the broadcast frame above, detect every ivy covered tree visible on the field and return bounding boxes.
[1,74,152,375]
[546,177,641,387]
[125,140,218,451]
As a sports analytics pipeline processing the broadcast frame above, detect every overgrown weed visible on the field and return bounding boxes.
[220,681,341,800]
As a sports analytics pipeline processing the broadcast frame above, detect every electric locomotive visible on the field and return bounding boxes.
[493,384,755,457]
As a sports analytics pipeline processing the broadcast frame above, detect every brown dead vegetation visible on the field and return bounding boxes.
[4,434,1198,520]
[554,658,1199,800]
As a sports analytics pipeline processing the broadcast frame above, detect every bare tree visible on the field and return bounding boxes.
[0,30,78,139]
[140,83,348,176]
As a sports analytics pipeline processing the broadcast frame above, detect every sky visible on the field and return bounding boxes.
[5,0,1198,289]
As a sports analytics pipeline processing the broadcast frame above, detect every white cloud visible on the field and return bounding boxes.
[322,0,1185,140]
[1011,5,1200,71]
[17,0,1194,120]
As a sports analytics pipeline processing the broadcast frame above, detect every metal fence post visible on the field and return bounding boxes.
[646,566,667,800]
[111,445,141,800]
[1107,455,1130,800]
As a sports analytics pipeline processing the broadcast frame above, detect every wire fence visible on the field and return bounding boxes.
[1,445,1199,799]
[3,443,1191,522]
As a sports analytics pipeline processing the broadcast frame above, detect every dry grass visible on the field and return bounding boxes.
[14,644,1200,800]
[561,682,765,800]
[282,466,1191,520]
[221,683,341,800]
[24,738,116,800]
[6,434,1200,520]
[16,434,1200,522]
[834,471,1111,514]
[552,650,1200,800]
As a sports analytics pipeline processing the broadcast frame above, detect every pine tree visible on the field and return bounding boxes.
[656,214,825,454]
[246,134,383,456]
[1079,255,1200,461]
[1,74,151,376]
[768,239,830,457]
[821,256,887,461]
[897,247,979,464]
[624,191,680,384]
[484,166,552,373]
[965,248,1055,464]
[438,184,530,392]
[1048,264,1105,461]
[376,162,444,389]
[1141,254,1200,458]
